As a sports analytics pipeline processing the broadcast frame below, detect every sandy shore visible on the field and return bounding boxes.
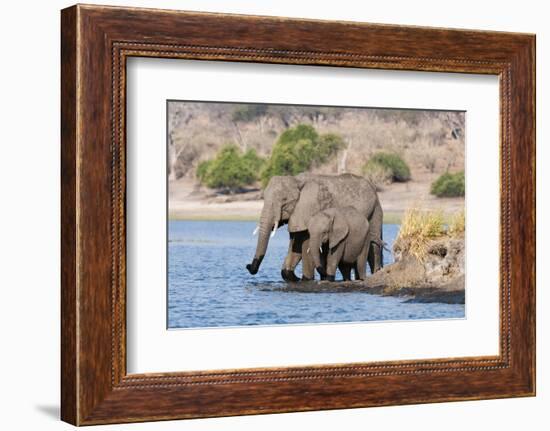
[168,177,465,223]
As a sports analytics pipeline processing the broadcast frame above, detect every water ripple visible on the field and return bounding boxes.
[168,221,464,329]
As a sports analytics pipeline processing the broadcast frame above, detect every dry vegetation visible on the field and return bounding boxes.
[168,102,465,182]
[394,207,465,262]
[168,102,466,221]
[364,205,467,294]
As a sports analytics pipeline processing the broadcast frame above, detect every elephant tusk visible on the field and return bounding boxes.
[270,222,278,238]
[252,226,259,236]
[306,248,310,254]
[320,247,323,253]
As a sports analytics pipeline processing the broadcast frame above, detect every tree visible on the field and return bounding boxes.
[261,124,345,187]
[267,105,301,128]
[231,104,269,149]
[338,137,353,174]
[231,104,268,123]
[167,104,194,181]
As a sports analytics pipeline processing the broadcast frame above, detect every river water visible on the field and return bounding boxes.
[168,221,464,329]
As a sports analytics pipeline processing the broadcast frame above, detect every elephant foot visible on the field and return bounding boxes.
[281,269,300,282]
[326,274,336,282]
[246,256,264,275]
[315,266,327,278]
[301,275,314,281]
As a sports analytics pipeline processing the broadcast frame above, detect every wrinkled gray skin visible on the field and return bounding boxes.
[246,173,383,281]
[246,175,303,281]
[307,207,370,281]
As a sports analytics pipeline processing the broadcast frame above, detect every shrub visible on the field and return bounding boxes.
[196,159,213,183]
[394,208,445,261]
[363,152,411,183]
[362,162,392,191]
[261,124,344,186]
[316,133,346,164]
[197,144,264,191]
[431,171,465,197]
[241,148,265,172]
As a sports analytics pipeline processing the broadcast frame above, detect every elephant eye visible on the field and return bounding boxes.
[281,202,290,213]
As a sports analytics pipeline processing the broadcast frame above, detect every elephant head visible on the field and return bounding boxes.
[287,179,333,233]
[306,208,349,276]
[246,176,300,275]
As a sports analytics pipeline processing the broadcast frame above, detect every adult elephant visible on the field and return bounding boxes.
[246,173,383,281]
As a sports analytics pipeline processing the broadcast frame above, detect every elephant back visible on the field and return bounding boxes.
[287,175,378,233]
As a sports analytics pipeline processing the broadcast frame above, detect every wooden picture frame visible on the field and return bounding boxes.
[61,4,535,425]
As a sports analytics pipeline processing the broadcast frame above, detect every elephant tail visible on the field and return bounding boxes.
[372,236,390,253]
[380,228,385,268]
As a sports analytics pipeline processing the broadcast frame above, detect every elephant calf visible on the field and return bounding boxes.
[307,207,371,281]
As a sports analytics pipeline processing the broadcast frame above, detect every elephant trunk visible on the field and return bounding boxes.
[246,205,277,275]
[309,237,326,278]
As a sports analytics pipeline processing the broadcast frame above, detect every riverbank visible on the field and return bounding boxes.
[261,232,466,305]
[267,276,465,304]
[168,177,464,223]
[169,209,405,224]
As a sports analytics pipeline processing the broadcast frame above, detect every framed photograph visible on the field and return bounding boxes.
[61,4,535,425]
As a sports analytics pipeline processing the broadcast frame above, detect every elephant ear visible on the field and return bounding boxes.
[329,212,349,249]
[283,179,301,211]
[268,176,300,222]
[288,181,322,232]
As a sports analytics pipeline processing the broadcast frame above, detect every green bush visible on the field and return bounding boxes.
[316,134,345,163]
[430,171,465,197]
[363,152,411,183]
[241,148,265,172]
[197,145,265,191]
[261,124,344,186]
[362,162,392,190]
[196,159,213,183]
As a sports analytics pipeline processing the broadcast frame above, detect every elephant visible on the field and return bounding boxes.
[246,173,384,281]
[307,207,370,281]
[245,175,306,282]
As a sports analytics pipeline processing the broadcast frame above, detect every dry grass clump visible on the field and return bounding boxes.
[394,208,445,261]
[395,207,465,262]
[448,210,465,236]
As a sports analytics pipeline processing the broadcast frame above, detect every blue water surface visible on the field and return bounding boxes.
[168,221,464,329]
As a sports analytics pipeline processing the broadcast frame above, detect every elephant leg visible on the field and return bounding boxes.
[282,231,308,282]
[368,241,382,274]
[301,237,315,281]
[282,237,294,269]
[281,235,301,282]
[339,263,352,281]
[326,246,344,282]
[319,243,328,280]
[367,200,384,274]
[356,244,369,280]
